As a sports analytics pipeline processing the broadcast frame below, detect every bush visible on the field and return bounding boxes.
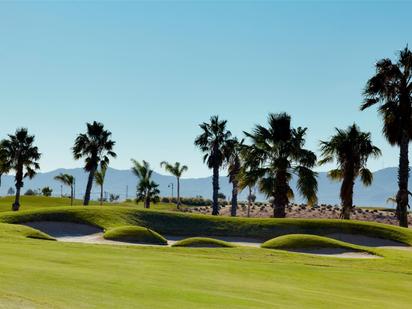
[41,187,53,197]
[103,226,167,245]
[161,197,213,207]
[24,189,37,196]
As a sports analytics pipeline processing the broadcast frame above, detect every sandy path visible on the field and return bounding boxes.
[21,221,409,258]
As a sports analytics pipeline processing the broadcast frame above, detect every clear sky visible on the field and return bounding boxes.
[0,1,411,177]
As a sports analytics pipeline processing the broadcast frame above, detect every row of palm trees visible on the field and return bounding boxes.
[0,47,409,227]
[194,46,411,227]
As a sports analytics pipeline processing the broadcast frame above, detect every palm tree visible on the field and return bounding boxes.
[95,167,107,205]
[319,124,381,219]
[131,160,160,208]
[361,46,412,227]
[238,167,258,218]
[194,116,234,215]
[226,138,242,217]
[73,121,116,206]
[0,152,10,188]
[160,161,188,209]
[0,128,41,211]
[54,173,75,205]
[241,113,318,218]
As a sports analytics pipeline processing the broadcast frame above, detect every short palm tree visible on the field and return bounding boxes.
[94,167,107,205]
[0,128,41,211]
[131,160,160,208]
[226,138,242,217]
[54,173,75,205]
[241,113,318,218]
[238,167,258,218]
[160,161,188,209]
[361,46,412,227]
[73,121,116,206]
[319,124,381,219]
[194,115,234,215]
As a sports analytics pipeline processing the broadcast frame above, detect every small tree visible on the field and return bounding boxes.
[131,160,160,208]
[24,189,37,196]
[54,173,75,205]
[160,161,188,209]
[7,187,15,196]
[94,167,107,206]
[109,194,120,203]
[41,187,53,197]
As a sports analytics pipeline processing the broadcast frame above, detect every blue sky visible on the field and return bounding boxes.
[0,1,411,177]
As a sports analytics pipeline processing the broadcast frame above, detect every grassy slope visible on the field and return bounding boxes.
[261,234,373,253]
[0,196,177,212]
[1,205,412,245]
[104,226,167,245]
[172,237,235,248]
[0,198,411,308]
[0,235,411,308]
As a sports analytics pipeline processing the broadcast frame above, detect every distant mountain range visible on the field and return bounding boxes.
[0,167,406,207]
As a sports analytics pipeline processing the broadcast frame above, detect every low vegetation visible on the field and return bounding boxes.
[104,225,167,245]
[172,237,235,248]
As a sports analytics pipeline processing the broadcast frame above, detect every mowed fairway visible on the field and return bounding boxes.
[0,198,411,308]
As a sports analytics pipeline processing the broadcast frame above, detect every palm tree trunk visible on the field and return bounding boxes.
[212,164,220,215]
[70,185,74,206]
[396,132,409,227]
[84,165,97,206]
[100,184,103,206]
[340,169,354,220]
[145,195,150,209]
[12,168,23,211]
[176,177,181,209]
[230,179,238,217]
[273,174,288,218]
[247,186,252,217]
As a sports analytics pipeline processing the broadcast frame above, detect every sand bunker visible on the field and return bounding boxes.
[325,233,408,247]
[288,248,379,259]
[20,222,410,258]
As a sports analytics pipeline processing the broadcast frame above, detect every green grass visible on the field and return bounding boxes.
[261,234,372,253]
[0,198,411,308]
[0,195,177,212]
[0,227,411,308]
[104,225,167,245]
[172,237,235,248]
[1,205,411,245]
[0,222,54,241]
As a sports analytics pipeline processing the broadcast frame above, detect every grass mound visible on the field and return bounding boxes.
[261,234,367,252]
[0,223,55,241]
[172,237,235,248]
[103,226,167,245]
[1,206,412,246]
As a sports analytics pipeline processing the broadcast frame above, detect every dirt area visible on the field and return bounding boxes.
[185,204,412,226]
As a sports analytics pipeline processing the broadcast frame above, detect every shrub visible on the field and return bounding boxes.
[161,197,213,207]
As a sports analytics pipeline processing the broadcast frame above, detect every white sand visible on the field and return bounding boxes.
[21,221,410,258]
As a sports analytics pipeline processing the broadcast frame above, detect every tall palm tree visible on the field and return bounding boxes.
[160,161,188,209]
[194,115,233,215]
[241,113,318,218]
[131,160,160,208]
[319,124,381,219]
[94,167,107,205]
[54,173,75,205]
[226,138,242,217]
[361,46,412,227]
[73,121,116,206]
[0,128,41,211]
